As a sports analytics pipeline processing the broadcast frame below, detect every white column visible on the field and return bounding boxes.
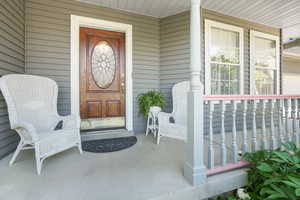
[184,0,207,185]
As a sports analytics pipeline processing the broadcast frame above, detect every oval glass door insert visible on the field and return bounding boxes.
[91,41,116,89]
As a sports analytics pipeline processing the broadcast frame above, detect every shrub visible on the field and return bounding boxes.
[243,142,300,200]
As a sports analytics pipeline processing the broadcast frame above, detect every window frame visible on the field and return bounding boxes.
[250,30,280,95]
[205,19,244,95]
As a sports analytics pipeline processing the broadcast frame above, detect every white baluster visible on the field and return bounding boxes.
[293,99,299,147]
[261,99,267,149]
[252,100,258,152]
[270,99,276,150]
[278,99,285,146]
[242,100,248,153]
[220,100,227,166]
[297,99,300,147]
[208,101,214,169]
[286,99,292,142]
[231,100,238,164]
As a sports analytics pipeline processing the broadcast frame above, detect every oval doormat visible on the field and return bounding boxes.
[82,136,137,153]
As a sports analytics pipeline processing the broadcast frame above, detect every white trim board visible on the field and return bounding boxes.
[70,15,133,131]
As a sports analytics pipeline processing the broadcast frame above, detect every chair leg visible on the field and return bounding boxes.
[76,130,83,154]
[36,158,42,175]
[77,143,83,154]
[146,115,150,136]
[34,144,43,175]
[9,140,24,166]
[157,131,161,145]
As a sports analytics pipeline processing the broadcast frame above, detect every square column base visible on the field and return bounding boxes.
[184,162,207,185]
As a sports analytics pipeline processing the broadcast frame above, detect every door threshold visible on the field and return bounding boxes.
[81,117,125,131]
[80,127,125,133]
[81,128,135,141]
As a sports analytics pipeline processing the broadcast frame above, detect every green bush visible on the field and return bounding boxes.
[138,90,166,119]
[243,142,300,200]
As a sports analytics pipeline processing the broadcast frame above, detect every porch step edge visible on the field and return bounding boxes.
[80,129,135,141]
[152,169,247,200]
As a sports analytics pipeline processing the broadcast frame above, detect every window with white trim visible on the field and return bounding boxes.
[205,20,244,95]
[250,31,280,95]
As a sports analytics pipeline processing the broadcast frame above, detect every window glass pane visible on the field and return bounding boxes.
[211,27,240,64]
[211,64,239,95]
[254,37,276,68]
[255,69,276,95]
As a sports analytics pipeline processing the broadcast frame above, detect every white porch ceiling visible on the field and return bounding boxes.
[80,0,300,54]
[79,0,300,29]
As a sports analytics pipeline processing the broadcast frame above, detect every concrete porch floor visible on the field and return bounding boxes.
[0,134,247,200]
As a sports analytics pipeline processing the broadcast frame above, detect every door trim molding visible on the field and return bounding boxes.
[71,15,133,131]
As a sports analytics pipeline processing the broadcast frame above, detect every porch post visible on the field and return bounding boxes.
[183,0,207,185]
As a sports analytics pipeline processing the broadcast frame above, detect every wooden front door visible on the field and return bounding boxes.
[80,27,125,119]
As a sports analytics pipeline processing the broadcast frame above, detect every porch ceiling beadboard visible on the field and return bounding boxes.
[0,0,25,159]
[25,0,160,132]
[80,0,300,28]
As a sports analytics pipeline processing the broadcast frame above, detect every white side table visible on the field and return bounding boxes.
[145,106,161,137]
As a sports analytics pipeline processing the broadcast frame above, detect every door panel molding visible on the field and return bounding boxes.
[71,15,133,131]
[106,100,121,117]
[87,101,102,118]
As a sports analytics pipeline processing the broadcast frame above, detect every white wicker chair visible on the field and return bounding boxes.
[0,74,82,174]
[157,81,189,144]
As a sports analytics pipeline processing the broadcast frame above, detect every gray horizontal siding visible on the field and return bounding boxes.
[160,12,190,112]
[0,0,25,159]
[25,0,160,132]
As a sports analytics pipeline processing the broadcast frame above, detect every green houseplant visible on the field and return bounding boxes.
[138,90,166,119]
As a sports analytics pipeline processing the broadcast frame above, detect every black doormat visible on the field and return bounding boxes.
[82,136,137,153]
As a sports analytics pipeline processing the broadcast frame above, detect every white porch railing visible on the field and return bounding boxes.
[203,95,300,176]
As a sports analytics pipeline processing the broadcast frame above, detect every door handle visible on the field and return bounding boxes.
[121,82,125,94]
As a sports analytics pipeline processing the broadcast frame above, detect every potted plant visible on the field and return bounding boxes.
[138,90,166,119]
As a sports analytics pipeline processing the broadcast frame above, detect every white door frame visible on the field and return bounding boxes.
[70,15,133,131]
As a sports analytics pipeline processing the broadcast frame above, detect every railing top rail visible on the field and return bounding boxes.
[204,95,300,101]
